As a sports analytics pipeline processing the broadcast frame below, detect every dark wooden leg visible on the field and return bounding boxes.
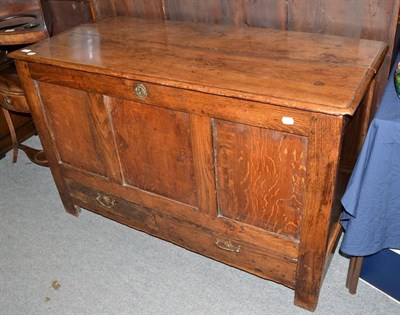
[1,107,48,166]
[2,107,19,163]
[346,256,364,294]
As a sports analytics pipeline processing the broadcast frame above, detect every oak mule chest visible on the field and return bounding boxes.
[10,17,387,311]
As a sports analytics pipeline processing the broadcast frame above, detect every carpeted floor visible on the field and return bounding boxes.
[1,136,399,314]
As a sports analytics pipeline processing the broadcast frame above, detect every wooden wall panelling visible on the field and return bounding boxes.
[90,0,287,28]
[287,0,400,77]
[89,0,118,19]
[89,0,165,20]
[0,0,40,17]
[113,0,165,19]
[242,0,286,29]
[165,0,241,25]
[40,0,93,36]
[164,0,286,28]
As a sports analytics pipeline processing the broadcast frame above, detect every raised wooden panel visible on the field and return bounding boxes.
[214,119,307,239]
[37,82,108,176]
[108,97,198,207]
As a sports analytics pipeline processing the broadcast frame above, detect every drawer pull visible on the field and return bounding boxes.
[96,193,116,209]
[134,83,148,99]
[215,239,241,253]
[3,96,12,108]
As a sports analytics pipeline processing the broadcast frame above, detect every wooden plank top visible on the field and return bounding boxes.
[10,16,388,115]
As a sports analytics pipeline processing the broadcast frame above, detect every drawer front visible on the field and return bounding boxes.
[64,177,297,287]
[167,216,297,288]
[0,93,30,113]
[66,179,158,233]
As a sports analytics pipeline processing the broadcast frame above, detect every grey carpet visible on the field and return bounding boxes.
[1,136,399,315]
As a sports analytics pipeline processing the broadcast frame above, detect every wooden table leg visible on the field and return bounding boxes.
[2,107,19,163]
[1,107,48,166]
[346,256,364,294]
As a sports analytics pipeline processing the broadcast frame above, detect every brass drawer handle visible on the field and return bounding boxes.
[134,83,148,99]
[96,193,116,209]
[3,96,13,108]
[215,239,241,253]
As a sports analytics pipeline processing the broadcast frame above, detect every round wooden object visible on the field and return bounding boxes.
[0,9,48,45]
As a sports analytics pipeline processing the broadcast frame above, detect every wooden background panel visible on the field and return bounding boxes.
[90,0,165,19]
[242,0,286,29]
[287,0,395,40]
[287,0,399,75]
[165,0,286,28]
[165,0,237,24]
[89,0,118,19]
[40,0,93,36]
[0,0,39,17]
[113,0,165,19]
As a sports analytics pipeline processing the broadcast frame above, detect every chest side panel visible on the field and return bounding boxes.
[37,82,110,177]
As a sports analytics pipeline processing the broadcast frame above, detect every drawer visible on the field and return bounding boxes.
[65,179,158,234]
[167,216,297,288]
[65,177,297,287]
[0,93,30,113]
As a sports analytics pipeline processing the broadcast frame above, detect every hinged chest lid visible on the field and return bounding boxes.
[10,16,388,115]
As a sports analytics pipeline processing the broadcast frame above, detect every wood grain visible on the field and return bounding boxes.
[294,113,344,311]
[190,114,217,215]
[214,119,307,239]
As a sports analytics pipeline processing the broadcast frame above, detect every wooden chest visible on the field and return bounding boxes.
[10,17,387,311]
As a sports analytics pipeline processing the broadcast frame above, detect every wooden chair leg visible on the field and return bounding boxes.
[346,256,364,294]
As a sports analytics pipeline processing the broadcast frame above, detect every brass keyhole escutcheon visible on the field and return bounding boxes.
[3,96,12,107]
[134,83,148,99]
